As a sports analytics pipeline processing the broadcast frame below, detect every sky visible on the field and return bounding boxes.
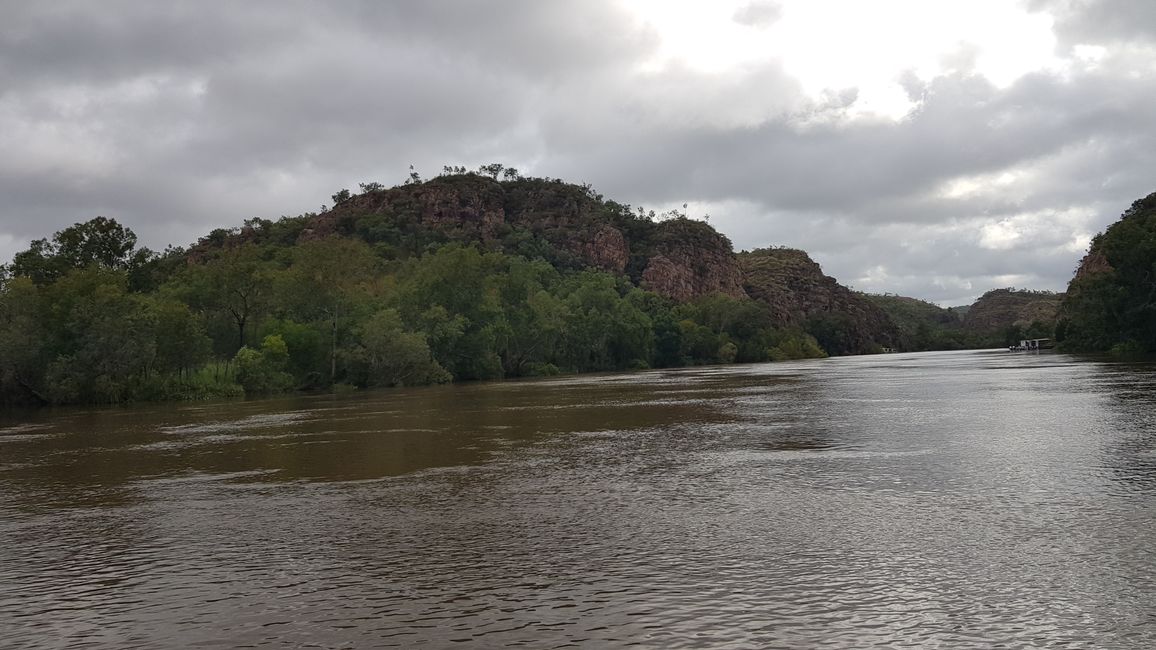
[2,0,1154,305]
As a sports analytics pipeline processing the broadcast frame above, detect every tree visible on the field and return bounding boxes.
[0,276,47,404]
[234,335,294,394]
[393,245,505,379]
[487,257,566,375]
[150,299,211,377]
[279,237,381,383]
[10,217,139,284]
[173,243,277,353]
[478,163,503,179]
[41,268,156,403]
[344,309,449,387]
[555,272,653,371]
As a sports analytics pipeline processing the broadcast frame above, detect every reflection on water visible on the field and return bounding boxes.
[2,350,1155,647]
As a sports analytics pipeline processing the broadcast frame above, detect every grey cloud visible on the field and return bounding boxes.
[1030,0,1156,47]
[563,66,1152,220]
[1,0,1153,306]
[733,2,783,27]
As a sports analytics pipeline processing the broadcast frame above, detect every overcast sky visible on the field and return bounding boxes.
[2,0,1154,305]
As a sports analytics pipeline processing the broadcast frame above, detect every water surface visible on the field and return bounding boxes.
[2,350,1155,648]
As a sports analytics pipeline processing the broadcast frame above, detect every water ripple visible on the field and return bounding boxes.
[2,351,1155,647]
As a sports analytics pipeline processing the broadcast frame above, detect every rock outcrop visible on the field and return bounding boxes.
[640,218,746,301]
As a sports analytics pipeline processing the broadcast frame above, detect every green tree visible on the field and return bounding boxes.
[556,273,653,371]
[150,299,212,377]
[279,237,381,384]
[234,335,294,394]
[344,309,449,387]
[41,268,156,403]
[0,276,47,404]
[174,243,277,353]
[394,245,505,379]
[1061,193,1156,353]
[10,217,140,285]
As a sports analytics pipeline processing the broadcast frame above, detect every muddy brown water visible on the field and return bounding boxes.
[2,350,1155,648]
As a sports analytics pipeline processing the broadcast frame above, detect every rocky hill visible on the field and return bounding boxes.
[304,174,746,302]
[1059,191,1156,353]
[195,173,1009,356]
[863,294,965,350]
[866,295,962,330]
[738,248,902,354]
[962,288,1063,336]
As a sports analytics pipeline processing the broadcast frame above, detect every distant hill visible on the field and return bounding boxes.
[962,288,1063,341]
[1059,192,1156,355]
[862,294,966,350]
[738,248,901,354]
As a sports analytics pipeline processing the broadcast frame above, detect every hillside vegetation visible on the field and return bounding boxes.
[862,294,968,351]
[739,248,900,355]
[1058,192,1156,356]
[4,166,1111,407]
[0,169,832,406]
[962,288,1063,345]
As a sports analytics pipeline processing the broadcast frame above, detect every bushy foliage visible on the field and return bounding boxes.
[234,335,294,394]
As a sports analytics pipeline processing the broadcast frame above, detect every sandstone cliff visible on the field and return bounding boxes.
[640,218,746,301]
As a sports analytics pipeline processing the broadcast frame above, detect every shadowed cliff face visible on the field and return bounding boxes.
[738,248,901,354]
[962,289,1063,335]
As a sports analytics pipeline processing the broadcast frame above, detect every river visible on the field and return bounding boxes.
[1,350,1154,648]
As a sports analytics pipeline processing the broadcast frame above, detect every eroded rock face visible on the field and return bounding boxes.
[640,219,746,301]
[576,225,629,274]
[1073,248,1113,280]
[739,247,901,353]
[641,254,696,301]
[415,182,506,240]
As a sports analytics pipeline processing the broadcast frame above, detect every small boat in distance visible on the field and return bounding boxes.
[1009,338,1054,351]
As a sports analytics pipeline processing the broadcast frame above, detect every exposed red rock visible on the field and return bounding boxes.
[640,218,746,301]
